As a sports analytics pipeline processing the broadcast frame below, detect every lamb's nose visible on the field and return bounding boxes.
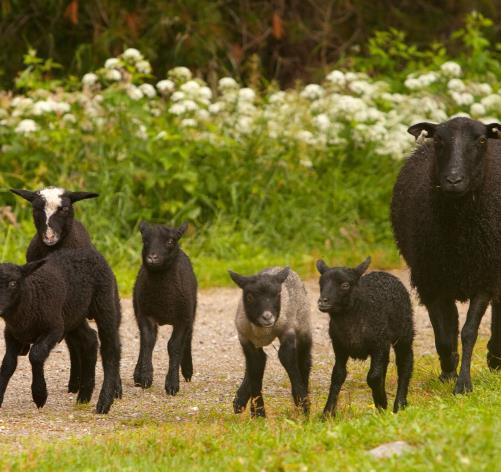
[318,297,329,304]
[446,174,463,185]
[147,254,160,264]
[262,311,273,321]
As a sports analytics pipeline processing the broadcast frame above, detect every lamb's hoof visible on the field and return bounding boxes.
[76,388,93,404]
[233,396,247,414]
[453,376,472,395]
[133,372,153,389]
[95,396,112,414]
[181,371,193,383]
[393,400,408,413]
[165,380,179,396]
[439,371,458,382]
[32,390,48,409]
[487,351,501,370]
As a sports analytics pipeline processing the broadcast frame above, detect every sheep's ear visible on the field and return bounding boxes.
[139,221,149,234]
[274,267,290,284]
[68,191,99,203]
[228,270,251,289]
[10,189,37,202]
[407,122,437,140]
[316,259,329,274]
[175,222,188,240]
[486,123,501,139]
[354,257,371,277]
[21,259,47,277]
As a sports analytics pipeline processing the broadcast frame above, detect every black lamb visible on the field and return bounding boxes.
[391,117,501,395]
[0,248,122,414]
[11,187,99,395]
[133,222,197,396]
[316,257,414,416]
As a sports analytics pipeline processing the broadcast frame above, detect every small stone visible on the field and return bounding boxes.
[368,441,413,459]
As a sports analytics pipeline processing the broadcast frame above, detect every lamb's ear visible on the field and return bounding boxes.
[10,189,37,202]
[228,270,251,289]
[274,267,290,284]
[21,259,47,277]
[316,259,329,274]
[175,222,188,240]
[407,122,437,140]
[68,191,99,203]
[486,123,501,139]
[354,257,371,277]
[139,221,149,234]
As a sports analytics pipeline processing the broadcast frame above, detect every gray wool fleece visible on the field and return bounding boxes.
[235,267,312,348]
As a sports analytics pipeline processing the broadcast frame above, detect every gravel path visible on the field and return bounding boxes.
[0,270,492,447]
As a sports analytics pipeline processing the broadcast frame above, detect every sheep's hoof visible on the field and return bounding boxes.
[487,351,501,370]
[439,371,458,382]
[76,389,93,404]
[233,396,247,414]
[165,380,179,396]
[321,410,335,421]
[133,372,153,389]
[181,369,193,382]
[68,381,80,394]
[393,399,408,413]
[32,390,48,409]
[453,377,472,395]
[250,408,266,419]
[95,397,112,414]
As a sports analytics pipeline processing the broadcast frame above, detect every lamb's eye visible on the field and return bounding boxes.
[8,281,17,289]
[340,282,350,290]
[479,136,487,145]
[246,293,254,303]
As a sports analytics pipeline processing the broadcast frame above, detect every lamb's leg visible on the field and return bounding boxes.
[367,349,389,410]
[0,329,24,407]
[29,330,62,408]
[323,350,348,419]
[94,304,121,414]
[64,334,81,394]
[180,325,193,382]
[165,323,188,396]
[133,313,158,388]
[297,335,312,393]
[427,297,459,381]
[454,293,490,395]
[278,334,309,414]
[75,322,98,404]
[487,301,501,370]
[233,371,251,413]
[393,340,413,412]
[240,341,266,418]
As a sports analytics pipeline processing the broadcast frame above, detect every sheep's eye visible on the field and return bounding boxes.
[246,293,254,303]
[8,281,17,289]
[61,206,69,213]
[340,282,350,290]
[479,136,487,145]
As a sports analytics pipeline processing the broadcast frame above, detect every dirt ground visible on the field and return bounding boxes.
[0,270,492,446]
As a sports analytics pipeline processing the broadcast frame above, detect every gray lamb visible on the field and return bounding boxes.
[229,267,312,417]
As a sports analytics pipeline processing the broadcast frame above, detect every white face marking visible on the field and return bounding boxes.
[38,187,64,238]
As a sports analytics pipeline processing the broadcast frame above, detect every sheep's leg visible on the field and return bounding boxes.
[94,307,121,414]
[75,322,98,404]
[165,323,188,396]
[29,330,62,408]
[241,341,266,418]
[180,324,193,382]
[0,329,24,407]
[454,293,490,395]
[367,350,389,410]
[233,371,252,414]
[278,334,309,414]
[297,334,312,393]
[323,350,348,419]
[487,301,501,370]
[65,334,81,394]
[133,314,158,388]
[393,340,413,413]
[427,297,459,381]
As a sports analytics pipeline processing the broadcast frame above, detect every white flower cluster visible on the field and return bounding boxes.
[5,51,501,161]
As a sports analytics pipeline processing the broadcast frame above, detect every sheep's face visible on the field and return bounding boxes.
[229,268,290,328]
[408,118,501,197]
[139,221,188,271]
[316,257,370,314]
[10,188,98,246]
[0,260,46,315]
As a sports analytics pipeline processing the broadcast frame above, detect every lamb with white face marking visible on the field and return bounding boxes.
[229,266,312,418]
[10,186,101,398]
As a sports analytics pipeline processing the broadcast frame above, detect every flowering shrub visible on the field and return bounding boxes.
[1,45,500,284]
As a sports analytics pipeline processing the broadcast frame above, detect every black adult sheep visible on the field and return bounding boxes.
[391,117,501,395]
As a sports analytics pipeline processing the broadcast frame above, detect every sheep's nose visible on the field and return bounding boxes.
[446,174,463,185]
[262,311,273,321]
[146,254,160,264]
[318,297,329,304]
